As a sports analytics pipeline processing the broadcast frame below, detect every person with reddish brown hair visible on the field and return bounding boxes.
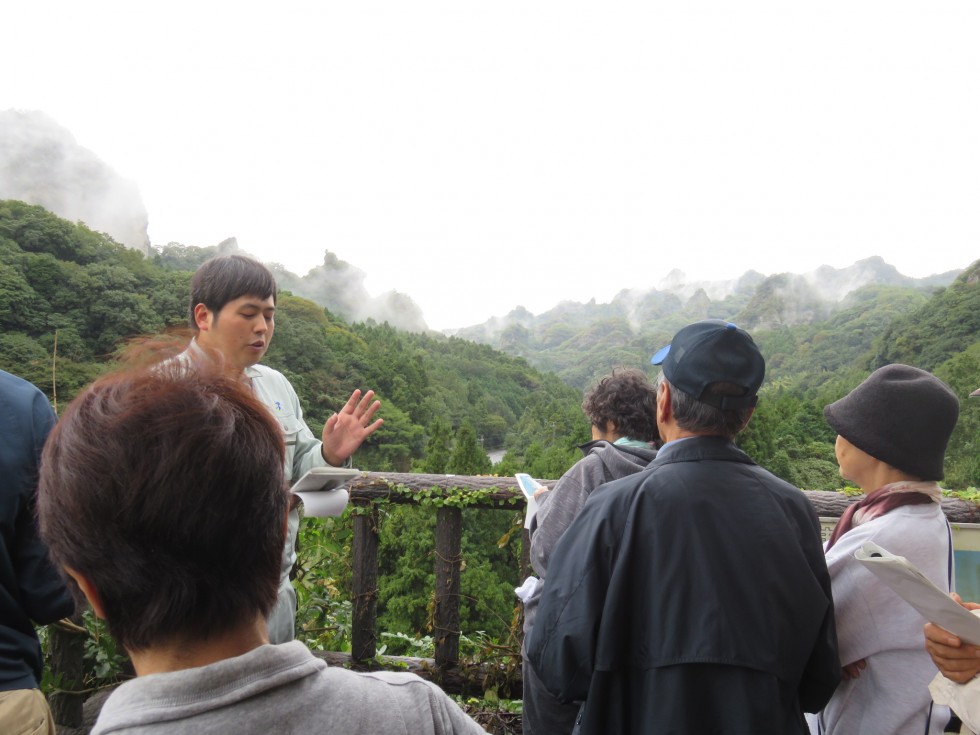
[36,366,485,735]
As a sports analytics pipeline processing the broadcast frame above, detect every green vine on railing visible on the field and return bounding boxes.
[382,481,525,510]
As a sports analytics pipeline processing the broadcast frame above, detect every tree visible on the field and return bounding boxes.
[416,417,452,474]
[447,421,492,475]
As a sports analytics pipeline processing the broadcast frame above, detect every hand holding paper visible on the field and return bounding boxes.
[925,603,980,684]
[516,473,542,529]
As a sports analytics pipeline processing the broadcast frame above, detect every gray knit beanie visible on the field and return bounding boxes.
[824,364,959,481]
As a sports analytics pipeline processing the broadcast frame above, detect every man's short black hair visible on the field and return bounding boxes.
[189,255,277,327]
[37,365,288,652]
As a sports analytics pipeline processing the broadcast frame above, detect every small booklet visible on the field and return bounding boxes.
[855,541,980,645]
[515,473,542,530]
[291,466,359,517]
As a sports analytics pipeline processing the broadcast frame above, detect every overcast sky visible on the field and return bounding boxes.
[4,1,979,330]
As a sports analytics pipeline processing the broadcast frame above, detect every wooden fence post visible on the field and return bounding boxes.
[351,502,379,662]
[47,612,86,727]
[434,505,462,668]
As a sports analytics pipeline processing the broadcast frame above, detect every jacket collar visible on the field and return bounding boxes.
[651,434,756,467]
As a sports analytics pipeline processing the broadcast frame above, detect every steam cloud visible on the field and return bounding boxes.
[0,109,150,253]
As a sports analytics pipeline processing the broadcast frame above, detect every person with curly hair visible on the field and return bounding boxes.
[522,367,660,735]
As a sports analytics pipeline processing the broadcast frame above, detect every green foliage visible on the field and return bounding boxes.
[153,242,220,271]
[374,503,521,656]
[293,514,355,652]
[869,263,980,373]
[934,342,980,488]
[447,421,492,475]
[0,201,184,404]
[81,609,129,686]
[416,416,453,473]
[377,505,436,639]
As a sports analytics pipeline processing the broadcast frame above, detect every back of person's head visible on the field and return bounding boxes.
[188,254,277,327]
[37,366,288,652]
[824,363,959,480]
[651,320,766,439]
[582,367,659,442]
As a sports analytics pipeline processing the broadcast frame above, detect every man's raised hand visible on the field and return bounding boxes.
[321,389,383,467]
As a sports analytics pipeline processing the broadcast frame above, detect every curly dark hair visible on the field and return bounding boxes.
[582,367,659,442]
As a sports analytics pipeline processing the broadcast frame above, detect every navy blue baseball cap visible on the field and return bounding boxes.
[651,320,765,410]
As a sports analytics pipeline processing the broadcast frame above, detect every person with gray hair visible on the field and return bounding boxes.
[525,320,840,734]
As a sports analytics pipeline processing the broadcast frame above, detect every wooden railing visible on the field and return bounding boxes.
[344,472,537,669]
[46,473,980,730]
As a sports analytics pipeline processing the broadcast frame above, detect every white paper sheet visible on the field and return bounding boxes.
[855,541,980,645]
[291,467,358,517]
[295,488,350,517]
[516,474,542,529]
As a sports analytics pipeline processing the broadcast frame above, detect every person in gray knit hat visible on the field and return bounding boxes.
[808,364,960,735]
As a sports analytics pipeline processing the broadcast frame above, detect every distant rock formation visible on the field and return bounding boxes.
[452,258,963,340]
[272,250,429,333]
[0,110,150,253]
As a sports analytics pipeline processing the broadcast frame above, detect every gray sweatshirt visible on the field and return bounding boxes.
[524,440,656,631]
[92,641,486,734]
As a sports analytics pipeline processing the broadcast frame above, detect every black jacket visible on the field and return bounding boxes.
[1,370,74,691]
[526,436,840,734]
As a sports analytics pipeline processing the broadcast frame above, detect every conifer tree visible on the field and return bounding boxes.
[418,416,452,474]
[446,420,492,475]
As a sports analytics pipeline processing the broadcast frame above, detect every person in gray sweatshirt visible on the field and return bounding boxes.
[522,367,659,735]
[35,365,485,735]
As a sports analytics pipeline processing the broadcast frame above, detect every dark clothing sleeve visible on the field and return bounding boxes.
[796,509,842,713]
[2,372,75,690]
[525,484,623,703]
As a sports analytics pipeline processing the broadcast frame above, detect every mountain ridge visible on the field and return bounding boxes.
[448,256,966,390]
[452,256,961,340]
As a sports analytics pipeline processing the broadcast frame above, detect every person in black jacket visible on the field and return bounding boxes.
[525,320,840,735]
[0,370,74,734]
